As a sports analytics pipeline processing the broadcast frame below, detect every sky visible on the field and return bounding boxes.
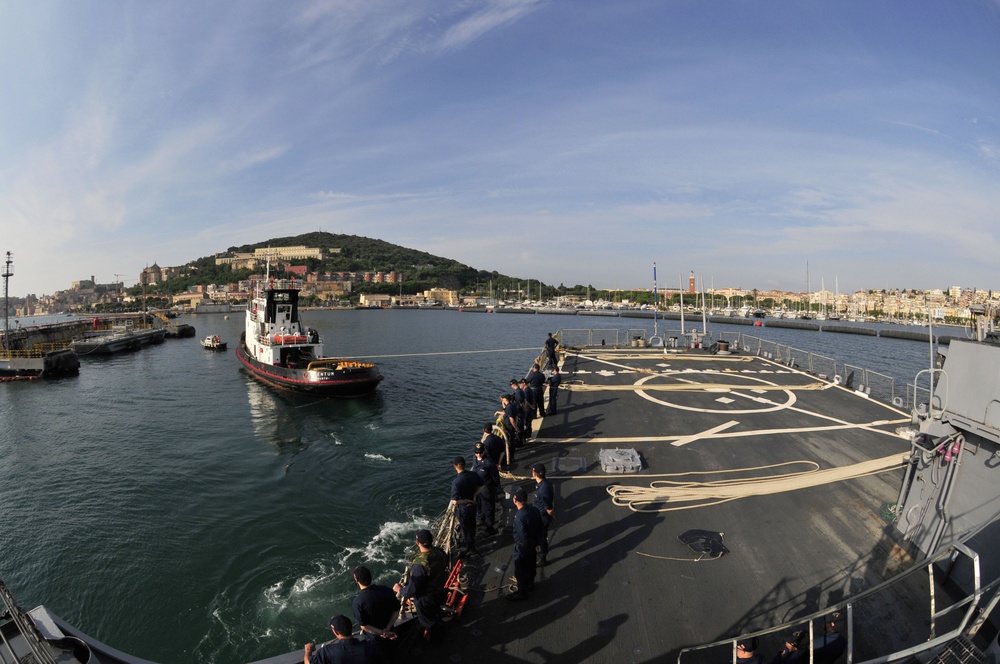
[1,1,999,299]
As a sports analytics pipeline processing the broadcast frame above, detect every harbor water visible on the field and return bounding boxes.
[0,309,938,663]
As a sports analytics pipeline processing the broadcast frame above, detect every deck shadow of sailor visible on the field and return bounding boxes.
[528,613,628,663]
[551,483,661,561]
[494,484,664,659]
[557,399,613,438]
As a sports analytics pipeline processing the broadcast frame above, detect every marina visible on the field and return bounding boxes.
[2,310,1000,663]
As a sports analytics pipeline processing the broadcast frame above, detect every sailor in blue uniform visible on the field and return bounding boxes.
[737,637,765,664]
[481,423,506,468]
[812,614,847,664]
[526,363,546,418]
[471,442,500,536]
[519,378,536,440]
[450,456,483,554]
[546,367,562,415]
[531,463,555,566]
[351,565,399,645]
[543,332,559,370]
[508,486,543,602]
[510,379,526,444]
[496,394,519,457]
[303,615,382,664]
[771,630,810,664]
[393,529,447,644]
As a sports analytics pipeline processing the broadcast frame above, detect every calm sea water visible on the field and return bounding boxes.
[0,310,936,663]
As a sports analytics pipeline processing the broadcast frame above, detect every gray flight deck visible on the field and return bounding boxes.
[417,346,927,664]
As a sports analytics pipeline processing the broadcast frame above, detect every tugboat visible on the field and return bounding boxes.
[236,273,382,397]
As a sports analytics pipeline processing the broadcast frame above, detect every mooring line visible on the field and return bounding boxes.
[341,347,540,359]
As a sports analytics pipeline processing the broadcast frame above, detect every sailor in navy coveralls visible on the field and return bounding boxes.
[508,486,543,601]
[450,456,483,554]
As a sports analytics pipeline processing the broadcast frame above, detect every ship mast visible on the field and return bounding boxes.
[2,252,12,351]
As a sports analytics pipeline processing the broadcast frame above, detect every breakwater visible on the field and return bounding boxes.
[461,307,952,343]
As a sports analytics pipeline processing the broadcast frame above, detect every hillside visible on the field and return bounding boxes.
[145,232,560,299]
[228,232,479,290]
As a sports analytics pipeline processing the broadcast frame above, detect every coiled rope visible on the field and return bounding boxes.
[607,454,906,513]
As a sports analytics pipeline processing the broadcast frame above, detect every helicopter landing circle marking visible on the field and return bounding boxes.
[634,371,796,414]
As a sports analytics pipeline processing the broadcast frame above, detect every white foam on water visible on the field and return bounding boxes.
[341,516,431,566]
[364,453,392,462]
[262,579,292,611]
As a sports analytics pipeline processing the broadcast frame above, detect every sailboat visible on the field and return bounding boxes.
[816,278,827,321]
[799,262,813,320]
[828,276,842,320]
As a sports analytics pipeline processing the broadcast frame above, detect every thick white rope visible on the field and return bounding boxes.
[607,454,907,513]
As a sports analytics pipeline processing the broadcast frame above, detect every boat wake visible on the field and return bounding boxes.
[341,516,431,568]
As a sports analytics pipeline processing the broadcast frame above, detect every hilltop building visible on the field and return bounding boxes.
[139,263,186,286]
[215,245,328,271]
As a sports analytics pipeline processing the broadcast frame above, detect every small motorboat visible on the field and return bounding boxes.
[200,334,227,351]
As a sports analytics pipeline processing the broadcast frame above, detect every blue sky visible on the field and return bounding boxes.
[2,1,999,298]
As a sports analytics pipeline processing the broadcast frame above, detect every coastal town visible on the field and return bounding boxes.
[5,242,998,326]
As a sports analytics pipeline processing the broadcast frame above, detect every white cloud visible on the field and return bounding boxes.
[436,0,544,51]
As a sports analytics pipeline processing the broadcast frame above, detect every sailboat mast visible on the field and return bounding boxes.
[700,274,708,333]
[652,262,658,338]
[679,273,685,335]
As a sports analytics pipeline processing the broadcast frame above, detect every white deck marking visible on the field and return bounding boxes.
[671,420,740,447]
[531,418,910,446]
[634,371,798,414]
[555,352,911,447]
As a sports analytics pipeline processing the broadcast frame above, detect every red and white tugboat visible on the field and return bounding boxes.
[236,274,382,397]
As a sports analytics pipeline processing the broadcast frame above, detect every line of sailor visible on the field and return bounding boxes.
[303,341,561,664]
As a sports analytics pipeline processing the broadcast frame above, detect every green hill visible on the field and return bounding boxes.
[145,231,572,300]
[228,232,479,291]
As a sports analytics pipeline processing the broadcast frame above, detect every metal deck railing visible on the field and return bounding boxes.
[676,536,1000,664]
[557,328,917,411]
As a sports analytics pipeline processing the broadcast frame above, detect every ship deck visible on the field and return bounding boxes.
[422,346,924,664]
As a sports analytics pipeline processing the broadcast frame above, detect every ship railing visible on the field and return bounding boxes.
[558,328,905,409]
[0,348,44,359]
[559,328,623,348]
[559,327,725,350]
[736,333,908,407]
[911,368,948,421]
[253,278,302,291]
[843,364,898,405]
[737,334,839,379]
[907,383,934,417]
[676,539,999,664]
